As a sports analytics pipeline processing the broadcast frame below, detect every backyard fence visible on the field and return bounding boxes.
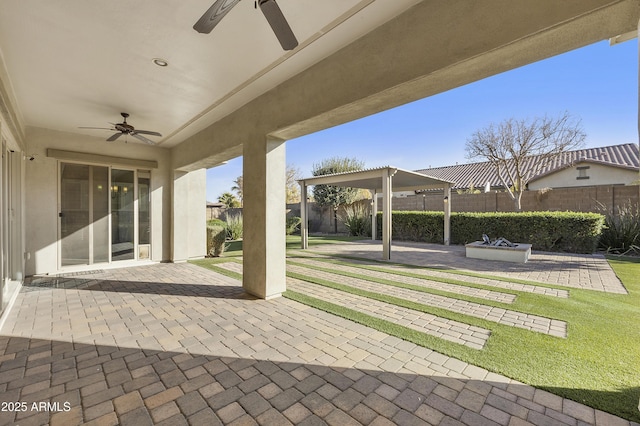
[207,185,639,235]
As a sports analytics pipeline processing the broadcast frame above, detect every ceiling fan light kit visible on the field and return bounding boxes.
[194,0,298,51]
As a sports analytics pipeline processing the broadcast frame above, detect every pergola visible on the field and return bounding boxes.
[298,167,455,260]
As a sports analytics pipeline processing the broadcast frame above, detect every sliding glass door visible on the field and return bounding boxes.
[111,169,135,260]
[60,163,149,268]
[60,164,109,266]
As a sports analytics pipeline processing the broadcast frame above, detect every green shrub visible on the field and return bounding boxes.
[377,211,605,253]
[598,203,640,254]
[225,213,243,240]
[207,224,227,257]
[376,211,444,243]
[451,211,604,253]
[207,218,226,227]
[342,204,371,237]
[286,216,302,235]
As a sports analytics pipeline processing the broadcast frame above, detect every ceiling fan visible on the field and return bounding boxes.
[194,0,298,51]
[79,112,162,145]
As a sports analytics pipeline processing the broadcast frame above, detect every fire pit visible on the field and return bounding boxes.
[465,234,532,263]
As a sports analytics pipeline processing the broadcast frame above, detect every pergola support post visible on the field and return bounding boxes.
[370,190,377,241]
[300,182,308,249]
[444,184,452,246]
[382,169,393,260]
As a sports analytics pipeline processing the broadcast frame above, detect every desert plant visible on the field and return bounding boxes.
[286,216,301,235]
[225,213,243,240]
[207,224,227,257]
[598,203,640,254]
[341,203,371,237]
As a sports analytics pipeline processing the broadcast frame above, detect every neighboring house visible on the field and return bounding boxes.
[414,143,639,192]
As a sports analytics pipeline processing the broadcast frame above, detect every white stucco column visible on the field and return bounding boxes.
[382,169,393,260]
[171,169,207,262]
[444,184,451,246]
[242,136,286,299]
[300,182,308,249]
[370,190,377,241]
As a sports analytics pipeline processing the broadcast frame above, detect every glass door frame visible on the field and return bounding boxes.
[57,161,146,270]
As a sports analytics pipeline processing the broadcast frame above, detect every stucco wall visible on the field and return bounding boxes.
[24,126,173,275]
[528,163,638,190]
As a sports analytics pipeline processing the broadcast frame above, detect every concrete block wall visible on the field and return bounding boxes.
[404,185,639,214]
[211,185,639,235]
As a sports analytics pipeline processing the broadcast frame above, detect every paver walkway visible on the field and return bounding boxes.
[301,241,627,294]
[292,255,570,298]
[284,263,566,338]
[289,257,520,303]
[288,277,491,349]
[0,259,635,425]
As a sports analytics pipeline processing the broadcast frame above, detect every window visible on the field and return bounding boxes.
[577,166,590,180]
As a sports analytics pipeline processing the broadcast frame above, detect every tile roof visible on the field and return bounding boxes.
[414,143,639,190]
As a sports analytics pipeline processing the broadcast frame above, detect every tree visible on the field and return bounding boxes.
[286,165,302,203]
[312,157,365,233]
[465,112,586,211]
[218,192,240,208]
[231,176,243,206]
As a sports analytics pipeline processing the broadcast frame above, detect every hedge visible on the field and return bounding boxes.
[376,211,605,253]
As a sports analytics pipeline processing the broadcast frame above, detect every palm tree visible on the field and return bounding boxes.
[218,192,240,208]
[231,176,243,206]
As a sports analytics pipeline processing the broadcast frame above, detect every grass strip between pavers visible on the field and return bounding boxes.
[286,258,568,321]
[286,270,506,335]
[287,258,521,309]
[299,250,568,291]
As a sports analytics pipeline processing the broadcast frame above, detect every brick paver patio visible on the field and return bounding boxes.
[0,243,634,425]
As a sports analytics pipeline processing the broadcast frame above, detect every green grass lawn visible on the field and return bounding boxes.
[191,242,640,422]
[213,235,364,258]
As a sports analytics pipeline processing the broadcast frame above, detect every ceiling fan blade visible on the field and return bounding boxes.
[194,0,241,34]
[106,133,123,142]
[133,130,162,137]
[131,133,156,145]
[258,0,298,51]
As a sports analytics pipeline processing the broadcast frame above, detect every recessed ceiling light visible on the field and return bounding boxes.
[152,58,168,67]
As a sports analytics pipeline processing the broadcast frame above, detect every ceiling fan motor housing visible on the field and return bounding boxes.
[115,123,134,133]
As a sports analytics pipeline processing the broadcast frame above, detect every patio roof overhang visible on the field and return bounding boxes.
[298,167,455,260]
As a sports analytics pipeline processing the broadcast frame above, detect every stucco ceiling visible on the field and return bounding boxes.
[0,0,421,147]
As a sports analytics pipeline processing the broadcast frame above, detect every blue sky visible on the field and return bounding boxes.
[206,39,638,202]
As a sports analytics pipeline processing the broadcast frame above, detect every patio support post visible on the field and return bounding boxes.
[242,136,287,299]
[300,182,308,249]
[370,190,377,241]
[444,184,451,246]
[171,169,207,262]
[382,169,393,260]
